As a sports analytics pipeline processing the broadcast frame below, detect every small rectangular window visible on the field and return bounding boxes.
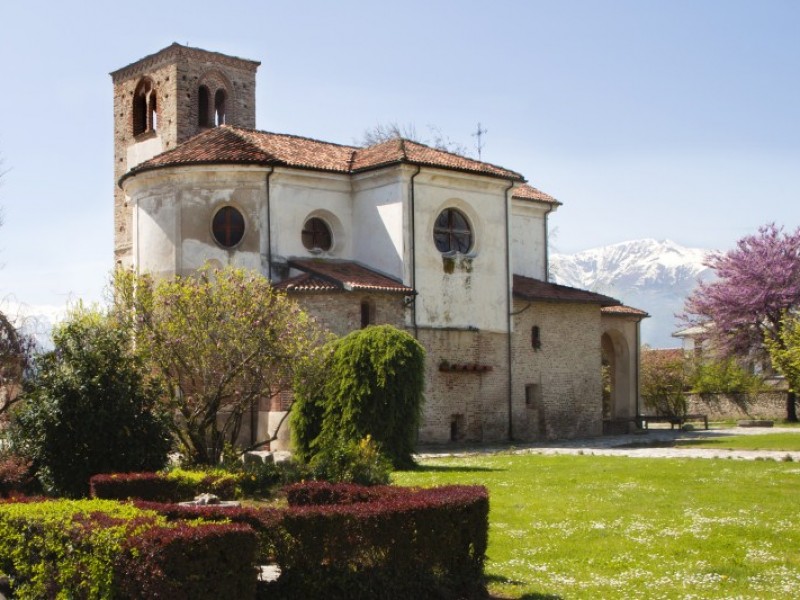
[531,326,542,350]
[525,384,542,409]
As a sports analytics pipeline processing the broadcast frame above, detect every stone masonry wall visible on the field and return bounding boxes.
[417,328,509,444]
[511,301,603,441]
[291,292,407,337]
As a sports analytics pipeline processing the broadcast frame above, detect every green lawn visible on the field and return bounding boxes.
[394,453,800,599]
[676,432,800,451]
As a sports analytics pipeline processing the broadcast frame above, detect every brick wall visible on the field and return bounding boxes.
[417,328,509,444]
[511,301,603,440]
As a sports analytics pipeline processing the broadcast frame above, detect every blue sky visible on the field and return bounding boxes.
[1,0,799,319]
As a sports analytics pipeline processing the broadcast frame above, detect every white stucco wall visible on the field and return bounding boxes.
[511,199,552,280]
[351,170,405,280]
[269,170,353,264]
[411,170,512,333]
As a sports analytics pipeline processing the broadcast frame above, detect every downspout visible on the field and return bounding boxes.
[265,168,274,281]
[504,180,516,441]
[253,167,274,447]
[635,319,642,419]
[409,165,421,339]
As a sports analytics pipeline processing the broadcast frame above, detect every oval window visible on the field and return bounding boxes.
[302,217,332,251]
[433,208,472,253]
[212,206,245,248]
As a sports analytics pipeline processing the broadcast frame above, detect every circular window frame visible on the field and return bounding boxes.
[211,205,246,249]
[301,217,333,253]
[433,207,473,254]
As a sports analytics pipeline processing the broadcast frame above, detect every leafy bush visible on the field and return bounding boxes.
[309,435,392,485]
[8,307,171,497]
[0,454,36,498]
[691,358,764,397]
[292,325,425,470]
[641,348,690,417]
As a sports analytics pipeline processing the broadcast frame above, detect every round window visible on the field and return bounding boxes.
[433,208,472,253]
[302,217,332,251]
[212,206,245,248]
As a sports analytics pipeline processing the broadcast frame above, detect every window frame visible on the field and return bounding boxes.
[433,207,473,254]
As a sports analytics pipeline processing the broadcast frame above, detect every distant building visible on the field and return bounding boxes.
[111,44,648,448]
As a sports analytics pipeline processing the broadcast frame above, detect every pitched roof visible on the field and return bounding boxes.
[512,183,561,206]
[121,126,526,185]
[276,259,414,295]
[513,274,620,306]
[601,305,650,318]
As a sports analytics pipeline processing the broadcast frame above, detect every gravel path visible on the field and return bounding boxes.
[417,426,800,461]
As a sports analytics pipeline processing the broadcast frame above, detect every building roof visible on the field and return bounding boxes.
[511,183,561,206]
[275,259,414,295]
[601,304,650,318]
[513,274,620,306]
[120,126,527,185]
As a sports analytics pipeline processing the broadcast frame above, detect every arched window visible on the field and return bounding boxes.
[302,217,332,251]
[198,85,210,127]
[132,78,157,136]
[212,206,245,248]
[214,89,227,126]
[433,208,472,253]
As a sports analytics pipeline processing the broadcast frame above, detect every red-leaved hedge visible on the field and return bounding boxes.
[115,521,258,600]
[141,482,490,600]
[90,471,237,502]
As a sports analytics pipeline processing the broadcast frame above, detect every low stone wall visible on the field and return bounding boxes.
[685,391,788,421]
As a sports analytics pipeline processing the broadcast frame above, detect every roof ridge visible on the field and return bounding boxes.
[226,125,360,150]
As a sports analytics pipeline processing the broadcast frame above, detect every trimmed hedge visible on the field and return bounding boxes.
[142,482,490,600]
[90,470,238,503]
[0,498,257,600]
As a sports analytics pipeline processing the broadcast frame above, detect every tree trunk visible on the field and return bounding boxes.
[787,390,798,422]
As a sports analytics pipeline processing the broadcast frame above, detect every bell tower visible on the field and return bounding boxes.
[110,44,260,266]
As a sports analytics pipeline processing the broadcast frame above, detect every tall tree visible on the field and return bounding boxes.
[115,266,330,465]
[682,224,800,420]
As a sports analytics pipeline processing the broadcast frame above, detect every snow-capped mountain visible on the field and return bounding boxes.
[550,239,714,348]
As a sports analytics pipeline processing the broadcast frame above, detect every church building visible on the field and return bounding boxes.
[111,44,647,448]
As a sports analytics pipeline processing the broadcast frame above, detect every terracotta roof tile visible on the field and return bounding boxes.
[273,273,342,293]
[122,126,526,184]
[601,304,650,318]
[284,259,414,294]
[513,274,620,306]
[351,138,524,180]
[512,183,561,205]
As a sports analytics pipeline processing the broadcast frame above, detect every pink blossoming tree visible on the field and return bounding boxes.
[683,224,800,421]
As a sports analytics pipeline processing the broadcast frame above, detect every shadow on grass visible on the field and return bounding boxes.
[399,464,504,474]
[485,574,563,600]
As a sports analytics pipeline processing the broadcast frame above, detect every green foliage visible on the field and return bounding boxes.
[765,313,800,394]
[0,499,162,599]
[292,325,425,470]
[640,348,689,417]
[691,357,764,399]
[8,306,171,497]
[115,266,330,466]
[309,435,392,485]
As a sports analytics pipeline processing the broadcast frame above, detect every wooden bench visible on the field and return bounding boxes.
[637,413,708,430]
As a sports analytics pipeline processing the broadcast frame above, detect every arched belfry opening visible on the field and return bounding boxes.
[132,78,157,136]
[214,89,227,126]
[198,85,210,127]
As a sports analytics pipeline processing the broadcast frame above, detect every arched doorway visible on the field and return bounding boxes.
[601,329,632,430]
